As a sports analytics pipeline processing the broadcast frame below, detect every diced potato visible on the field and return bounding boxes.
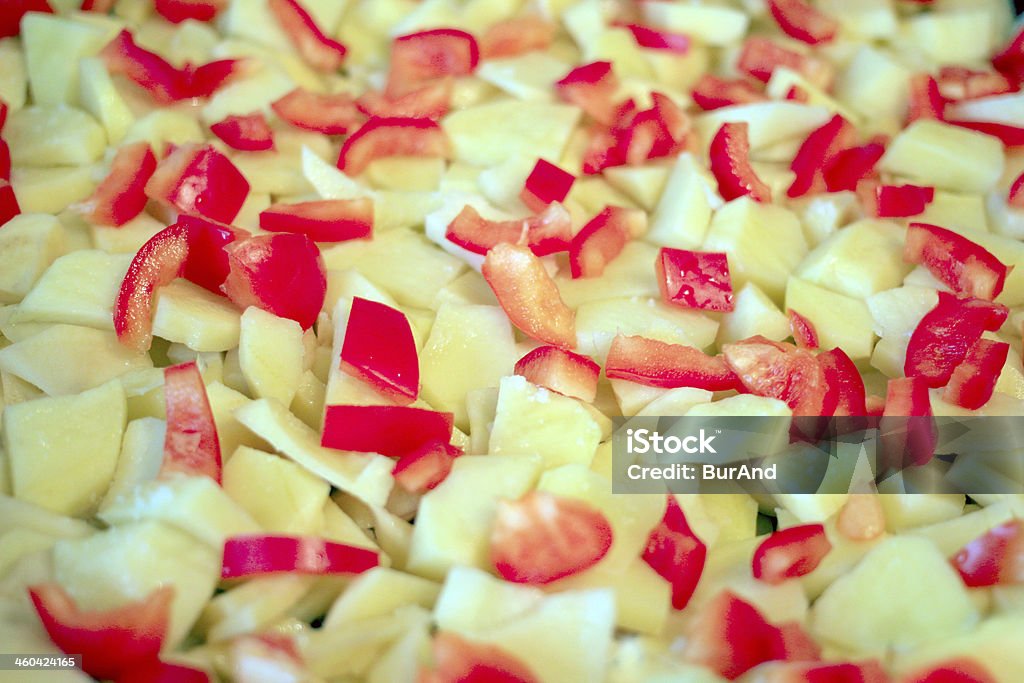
[0,528,64,577]
[880,120,1004,194]
[151,279,241,353]
[91,213,166,254]
[99,417,165,511]
[588,28,653,79]
[879,494,966,532]
[443,100,581,167]
[21,13,120,106]
[645,153,721,249]
[638,2,748,45]
[554,559,670,635]
[696,104,831,152]
[219,0,345,52]
[576,297,719,362]
[835,46,910,122]
[78,57,134,146]
[365,157,446,193]
[906,9,993,66]
[324,567,440,627]
[894,616,1024,683]
[202,574,316,643]
[686,395,791,420]
[238,307,304,408]
[915,191,989,235]
[11,166,98,215]
[304,605,430,679]
[947,91,1024,128]
[958,230,1024,307]
[557,242,662,308]
[0,38,27,110]
[223,446,329,534]
[716,282,791,345]
[604,165,671,212]
[476,53,569,101]
[906,499,1023,557]
[201,64,296,124]
[785,277,876,359]
[609,380,675,418]
[795,219,910,300]
[637,386,714,417]
[0,494,95,539]
[6,105,106,167]
[3,380,126,516]
[0,214,65,304]
[817,0,898,40]
[866,286,939,377]
[122,109,206,149]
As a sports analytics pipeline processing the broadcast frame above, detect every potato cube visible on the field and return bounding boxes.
[0,214,65,304]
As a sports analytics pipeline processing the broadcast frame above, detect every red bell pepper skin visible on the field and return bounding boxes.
[118,662,211,683]
[387,28,479,98]
[619,23,690,53]
[480,16,555,59]
[904,659,998,683]
[555,61,620,126]
[145,143,250,224]
[710,122,772,203]
[936,66,1015,102]
[904,223,1011,301]
[0,139,10,181]
[114,224,190,350]
[879,376,937,469]
[943,338,1010,410]
[643,495,706,610]
[723,337,831,416]
[0,0,52,39]
[260,198,373,243]
[271,88,362,136]
[822,140,886,192]
[605,335,740,391]
[520,158,575,213]
[993,26,1024,80]
[951,519,1024,588]
[0,98,7,132]
[321,404,454,458]
[222,232,327,330]
[684,591,791,679]
[690,75,767,111]
[101,30,187,104]
[185,58,245,99]
[209,113,275,152]
[337,117,449,176]
[481,243,577,348]
[818,347,867,417]
[268,0,346,72]
[787,114,855,198]
[766,0,838,45]
[160,361,222,484]
[221,535,379,579]
[514,345,600,402]
[392,440,462,494]
[946,120,1024,148]
[860,182,935,218]
[738,37,830,85]
[445,203,572,256]
[570,206,642,278]
[787,309,819,349]
[1010,171,1024,209]
[340,296,419,404]
[611,92,691,166]
[907,74,945,123]
[423,632,539,683]
[28,583,172,680]
[753,524,832,584]
[154,0,223,23]
[0,179,21,227]
[177,214,247,295]
[356,79,452,120]
[657,248,734,312]
[81,141,157,227]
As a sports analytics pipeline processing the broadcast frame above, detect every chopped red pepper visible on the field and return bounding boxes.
[387,28,479,98]
[737,37,829,85]
[271,88,362,136]
[643,495,707,610]
[209,113,275,152]
[160,361,222,484]
[946,120,1024,148]
[392,440,462,494]
[952,519,1024,588]
[859,182,935,219]
[321,405,454,458]
[943,338,1010,410]
[936,66,1015,102]
[904,223,1011,301]
[520,158,575,213]
[154,0,223,23]
[114,224,190,351]
[723,337,831,416]
[818,347,867,417]
[221,535,379,579]
[690,75,767,111]
[710,122,772,203]
[684,591,790,679]
[787,309,819,349]
[337,117,449,176]
[0,97,8,131]
[340,296,419,404]
[29,583,172,680]
[0,0,52,39]
[776,623,823,663]
[992,26,1024,81]
[879,376,937,469]
[619,23,690,53]
[905,659,998,683]
[423,632,539,683]
[514,346,600,402]
[178,214,247,295]
[753,523,832,584]
[657,248,734,312]
[0,139,10,181]
[907,74,945,124]
[605,335,741,391]
[611,92,691,166]
[785,84,809,103]
[260,198,373,243]
[482,243,576,348]
[268,0,346,72]
[186,59,245,99]
[480,16,556,59]
[145,143,250,224]
[555,61,621,126]
[787,114,855,198]
[223,232,327,330]
[570,206,642,278]
[356,80,452,120]
[79,142,157,227]
[1010,171,1024,209]
[822,139,886,193]
[766,0,838,45]
[445,203,572,257]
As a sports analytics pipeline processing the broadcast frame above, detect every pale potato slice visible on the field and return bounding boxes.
[0,214,65,304]
[14,250,130,330]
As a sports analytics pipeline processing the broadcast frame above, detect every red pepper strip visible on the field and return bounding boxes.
[785,85,809,103]
[321,405,454,458]
[392,441,462,494]
[0,98,7,132]
[943,338,1010,410]
[154,0,223,23]
[424,632,539,683]
[753,523,832,584]
[340,296,419,404]
[581,125,621,175]
[618,23,690,53]
[657,248,734,312]
[223,233,327,330]
[859,181,934,219]
[337,117,449,176]
[356,79,452,120]
[1010,171,1024,209]
[905,292,1008,387]
[904,223,1011,301]
[907,74,945,124]
[160,361,222,483]
[683,591,791,679]
[209,113,274,152]
[446,202,572,256]
[185,59,244,99]
[480,16,556,59]
[818,347,867,417]
[101,30,188,103]
[821,139,886,192]
[787,113,855,198]
[880,376,937,469]
[221,535,379,579]
[387,28,479,98]
[766,0,838,45]
[936,66,1016,101]
[710,122,772,203]
[271,88,363,136]
[554,61,621,126]
[0,0,52,39]
[738,36,819,84]
[481,243,577,348]
[612,92,691,165]
[29,583,172,680]
[514,345,600,402]
[787,309,819,349]
[642,495,706,609]
[520,158,575,213]
[0,140,10,181]
[118,662,211,683]
[260,198,372,243]
[690,75,767,111]
[993,26,1024,80]
[723,336,831,416]
[79,142,156,227]
[570,206,641,278]
[952,519,1024,588]
[268,0,346,72]
[905,659,998,683]
[114,224,190,351]
[605,335,741,391]
[145,143,250,224]
[946,120,1024,148]
[177,214,247,295]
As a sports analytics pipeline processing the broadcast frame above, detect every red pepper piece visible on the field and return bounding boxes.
[337,117,449,176]
[1010,170,1024,209]
[555,61,620,126]
[387,28,479,98]
[787,114,855,198]
[184,58,244,99]
[80,142,156,227]
[114,224,190,350]
[392,440,462,494]
[29,583,172,680]
[710,122,772,203]
[619,23,689,53]
[880,376,937,469]
[514,346,600,402]
[904,222,1011,301]
[570,206,642,278]
[271,88,362,136]
[936,66,1015,101]
[446,202,572,256]
[268,0,346,72]
[154,0,223,23]
[951,519,1024,588]
[101,30,189,103]
[643,495,707,609]
[605,335,741,391]
[321,405,454,458]
[992,26,1024,80]
[657,248,734,312]
[859,182,935,218]
[260,198,372,243]
[482,243,576,348]
[691,75,767,111]
[423,632,539,683]
[0,0,52,39]
[491,491,612,585]
[943,338,1010,410]
[0,97,8,132]
[753,523,832,584]
[946,120,1024,148]
[737,37,829,85]
[907,74,945,124]
[223,233,326,330]
[683,591,789,679]
[766,0,838,45]
[905,659,998,683]
[776,622,822,662]
[787,309,819,349]
[177,214,247,295]
[480,16,556,59]
[209,113,274,152]
[756,661,889,683]
[822,139,886,192]
[785,85,809,103]
[520,158,575,213]
[581,124,621,175]
[145,143,249,224]
[356,79,452,120]
[612,92,691,165]
[818,347,867,417]
[340,296,419,403]
[221,535,379,579]
[723,337,831,416]
[0,140,10,182]
[160,361,222,483]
